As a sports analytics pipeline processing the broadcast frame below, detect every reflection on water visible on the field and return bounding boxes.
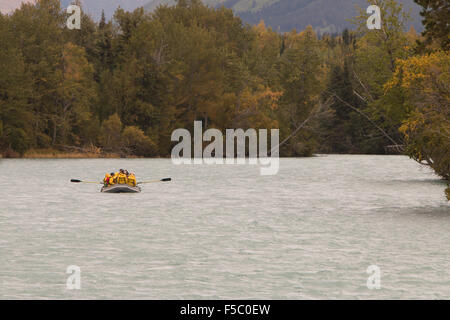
[0,155,449,299]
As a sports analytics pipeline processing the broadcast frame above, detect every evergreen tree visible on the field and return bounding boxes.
[414,0,449,50]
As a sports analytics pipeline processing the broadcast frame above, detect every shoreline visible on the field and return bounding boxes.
[1,149,122,159]
[0,149,415,160]
[1,153,407,159]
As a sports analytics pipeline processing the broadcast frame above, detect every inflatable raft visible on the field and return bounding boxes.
[101,184,141,193]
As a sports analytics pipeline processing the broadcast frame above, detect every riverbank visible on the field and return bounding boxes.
[0,149,398,159]
[1,148,122,159]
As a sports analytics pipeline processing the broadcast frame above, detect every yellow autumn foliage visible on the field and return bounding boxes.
[386,51,450,179]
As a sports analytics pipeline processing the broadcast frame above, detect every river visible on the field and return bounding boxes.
[0,155,449,299]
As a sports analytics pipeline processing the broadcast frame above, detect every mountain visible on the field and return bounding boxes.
[144,0,424,33]
[145,0,280,12]
[2,0,423,33]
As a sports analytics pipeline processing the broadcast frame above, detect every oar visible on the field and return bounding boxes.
[71,179,102,184]
[138,178,172,185]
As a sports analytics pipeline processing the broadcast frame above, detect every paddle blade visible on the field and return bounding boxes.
[137,178,172,184]
[71,179,82,183]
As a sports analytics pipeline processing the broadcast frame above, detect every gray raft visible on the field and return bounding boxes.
[101,184,141,193]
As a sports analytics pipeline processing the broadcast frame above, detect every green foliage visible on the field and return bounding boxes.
[0,10,34,155]
[274,26,324,155]
[326,0,418,153]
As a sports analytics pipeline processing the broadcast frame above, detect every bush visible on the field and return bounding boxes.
[99,114,122,152]
[122,126,156,157]
[3,127,30,156]
[77,118,101,147]
[36,133,52,148]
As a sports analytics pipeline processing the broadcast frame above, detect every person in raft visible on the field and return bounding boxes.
[103,173,112,187]
[127,172,137,187]
[104,169,137,187]
[103,172,118,187]
[116,169,128,185]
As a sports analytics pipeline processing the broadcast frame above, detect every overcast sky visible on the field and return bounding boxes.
[0,0,36,14]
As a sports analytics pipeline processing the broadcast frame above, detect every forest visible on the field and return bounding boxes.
[0,0,448,179]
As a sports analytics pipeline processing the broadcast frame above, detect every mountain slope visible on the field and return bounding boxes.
[144,0,276,12]
[1,0,423,32]
[145,0,423,33]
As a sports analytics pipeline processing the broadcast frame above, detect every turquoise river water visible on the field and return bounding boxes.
[0,155,449,299]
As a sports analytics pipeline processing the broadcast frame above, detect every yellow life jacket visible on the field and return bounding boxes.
[127,175,137,187]
[117,173,128,184]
